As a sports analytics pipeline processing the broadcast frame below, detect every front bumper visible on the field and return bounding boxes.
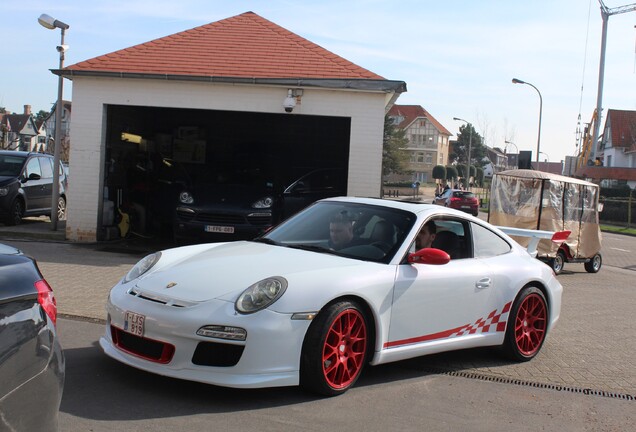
[101,286,311,388]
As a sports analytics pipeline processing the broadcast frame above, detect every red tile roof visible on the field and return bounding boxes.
[67,11,384,80]
[387,104,451,136]
[606,109,636,149]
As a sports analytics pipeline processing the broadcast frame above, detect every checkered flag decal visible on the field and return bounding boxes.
[452,302,512,337]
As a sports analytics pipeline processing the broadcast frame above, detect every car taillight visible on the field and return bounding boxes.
[35,279,57,326]
[450,197,461,202]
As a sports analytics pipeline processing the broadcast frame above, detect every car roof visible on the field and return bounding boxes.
[321,196,477,218]
[0,150,50,158]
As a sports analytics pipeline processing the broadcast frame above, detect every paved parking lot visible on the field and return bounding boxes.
[1,220,635,400]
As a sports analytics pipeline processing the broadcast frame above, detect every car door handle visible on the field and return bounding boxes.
[475,278,491,289]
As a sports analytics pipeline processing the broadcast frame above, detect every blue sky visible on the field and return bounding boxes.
[3,0,635,164]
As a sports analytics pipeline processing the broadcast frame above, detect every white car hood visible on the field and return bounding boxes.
[133,241,362,303]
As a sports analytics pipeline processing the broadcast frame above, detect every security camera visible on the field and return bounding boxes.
[283,89,296,113]
[56,45,69,52]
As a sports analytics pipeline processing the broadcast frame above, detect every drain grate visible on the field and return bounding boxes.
[423,367,635,401]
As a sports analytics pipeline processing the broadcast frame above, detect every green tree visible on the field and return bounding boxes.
[34,110,49,124]
[445,165,458,182]
[432,165,446,183]
[382,114,409,176]
[450,124,488,169]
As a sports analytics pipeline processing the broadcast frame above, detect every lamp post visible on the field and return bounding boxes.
[539,151,550,162]
[512,78,542,163]
[453,117,472,190]
[38,13,69,231]
[504,140,519,168]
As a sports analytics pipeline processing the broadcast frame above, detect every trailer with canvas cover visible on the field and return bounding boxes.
[488,169,602,274]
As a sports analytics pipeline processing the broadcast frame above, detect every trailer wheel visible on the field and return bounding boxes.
[584,253,602,273]
[550,250,565,275]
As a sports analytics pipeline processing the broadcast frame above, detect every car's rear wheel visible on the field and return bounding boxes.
[5,198,24,226]
[300,300,369,396]
[584,253,602,273]
[502,287,548,361]
[57,196,67,221]
[550,250,566,275]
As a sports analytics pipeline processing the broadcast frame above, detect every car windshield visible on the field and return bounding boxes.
[0,155,27,177]
[261,201,417,263]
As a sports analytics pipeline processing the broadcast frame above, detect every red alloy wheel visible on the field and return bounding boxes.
[321,309,367,389]
[514,293,547,357]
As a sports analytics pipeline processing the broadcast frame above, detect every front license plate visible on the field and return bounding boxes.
[124,311,145,337]
[205,225,235,233]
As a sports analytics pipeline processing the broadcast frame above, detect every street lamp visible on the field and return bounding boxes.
[539,151,550,162]
[504,140,519,168]
[38,13,69,231]
[504,140,518,154]
[453,117,472,189]
[512,78,542,163]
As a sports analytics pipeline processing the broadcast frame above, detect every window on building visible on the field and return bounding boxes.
[425,153,433,164]
[417,152,425,163]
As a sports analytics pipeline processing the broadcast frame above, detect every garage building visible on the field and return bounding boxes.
[57,11,406,242]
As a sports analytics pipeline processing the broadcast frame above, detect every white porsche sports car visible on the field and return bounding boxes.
[101,197,562,396]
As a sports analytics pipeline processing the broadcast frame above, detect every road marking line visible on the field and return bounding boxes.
[610,247,631,252]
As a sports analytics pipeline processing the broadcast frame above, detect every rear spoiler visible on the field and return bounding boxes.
[497,227,571,258]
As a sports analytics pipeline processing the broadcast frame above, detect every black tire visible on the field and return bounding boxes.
[300,300,370,396]
[550,250,566,275]
[584,253,602,273]
[5,198,24,226]
[502,287,548,362]
[57,196,67,221]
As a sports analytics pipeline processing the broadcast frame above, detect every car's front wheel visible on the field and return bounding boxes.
[5,198,24,226]
[502,287,548,361]
[300,300,369,396]
[57,196,67,221]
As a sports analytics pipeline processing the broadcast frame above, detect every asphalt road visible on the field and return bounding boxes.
[58,318,633,432]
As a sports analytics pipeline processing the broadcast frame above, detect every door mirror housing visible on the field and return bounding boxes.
[408,248,450,265]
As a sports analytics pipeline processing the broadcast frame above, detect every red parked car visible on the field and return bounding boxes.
[433,189,479,216]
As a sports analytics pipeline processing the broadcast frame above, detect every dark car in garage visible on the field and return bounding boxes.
[0,243,65,430]
[0,151,68,225]
[174,168,346,243]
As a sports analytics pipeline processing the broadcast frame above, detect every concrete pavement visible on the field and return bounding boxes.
[1,216,635,400]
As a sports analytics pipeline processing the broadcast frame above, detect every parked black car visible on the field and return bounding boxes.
[174,168,346,243]
[0,243,65,430]
[0,151,68,225]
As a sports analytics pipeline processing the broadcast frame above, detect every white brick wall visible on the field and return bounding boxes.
[66,77,387,242]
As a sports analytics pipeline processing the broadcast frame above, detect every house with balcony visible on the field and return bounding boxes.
[386,104,451,184]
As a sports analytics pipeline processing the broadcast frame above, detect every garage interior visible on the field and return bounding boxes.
[101,104,351,245]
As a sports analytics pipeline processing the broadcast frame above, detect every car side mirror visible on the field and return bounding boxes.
[408,248,450,265]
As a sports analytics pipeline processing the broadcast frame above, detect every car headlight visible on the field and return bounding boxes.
[0,187,7,197]
[123,252,162,283]
[252,196,273,209]
[235,276,287,314]
[179,191,194,204]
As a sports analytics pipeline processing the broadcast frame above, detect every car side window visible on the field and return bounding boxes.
[428,219,471,259]
[39,157,53,179]
[471,223,511,258]
[24,157,42,179]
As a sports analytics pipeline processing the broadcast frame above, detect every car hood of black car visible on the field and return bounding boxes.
[0,176,19,186]
[185,183,274,207]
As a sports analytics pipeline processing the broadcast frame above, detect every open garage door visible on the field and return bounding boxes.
[102,105,350,244]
